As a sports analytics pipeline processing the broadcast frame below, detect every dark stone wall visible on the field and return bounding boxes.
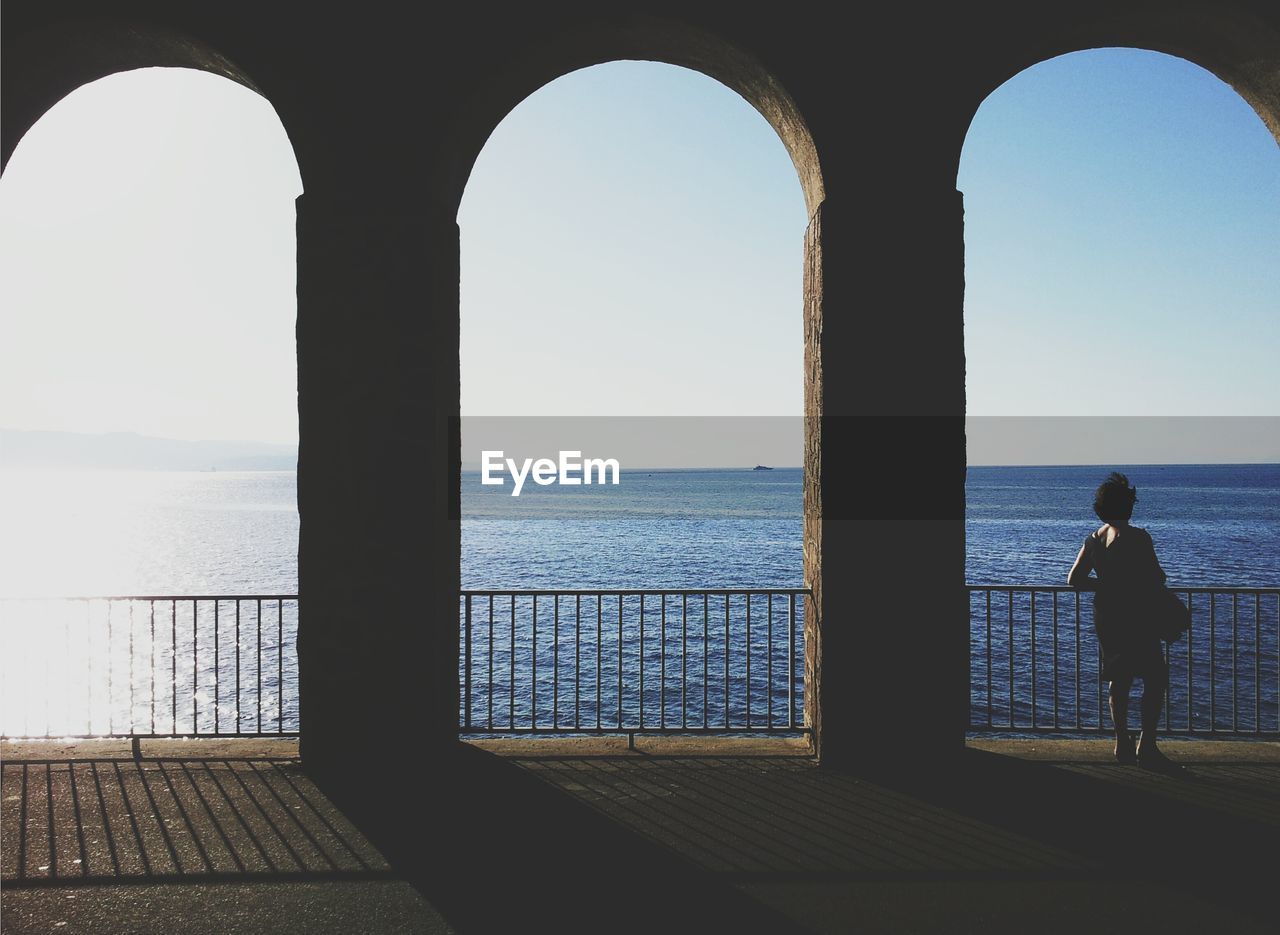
[4,1,1279,778]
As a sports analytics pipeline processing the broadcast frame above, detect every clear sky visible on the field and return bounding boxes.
[0,68,303,444]
[459,61,808,416]
[959,48,1279,418]
[1,51,1276,457]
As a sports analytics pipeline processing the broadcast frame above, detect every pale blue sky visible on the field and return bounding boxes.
[1,51,1276,452]
[459,61,807,416]
[959,48,1280,416]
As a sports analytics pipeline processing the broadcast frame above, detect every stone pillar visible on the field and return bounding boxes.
[810,190,968,770]
[802,204,824,752]
[295,192,461,786]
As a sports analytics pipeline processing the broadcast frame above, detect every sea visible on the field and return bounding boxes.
[1,464,1276,736]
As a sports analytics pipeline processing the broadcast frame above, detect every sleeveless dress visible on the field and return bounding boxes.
[1086,526,1166,682]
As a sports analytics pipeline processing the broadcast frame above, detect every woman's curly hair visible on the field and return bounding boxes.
[1093,471,1138,525]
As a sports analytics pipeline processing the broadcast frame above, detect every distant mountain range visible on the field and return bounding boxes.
[0,429,297,471]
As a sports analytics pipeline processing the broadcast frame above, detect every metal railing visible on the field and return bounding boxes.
[968,586,1280,736]
[0,596,299,740]
[459,589,809,739]
[21,583,1268,743]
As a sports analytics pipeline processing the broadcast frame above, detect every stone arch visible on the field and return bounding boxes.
[0,17,296,173]
[950,5,1280,182]
[437,19,824,220]
[444,19,830,752]
[952,9,1280,741]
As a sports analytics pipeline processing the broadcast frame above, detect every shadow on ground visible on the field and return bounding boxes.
[313,742,1280,933]
[3,742,1277,933]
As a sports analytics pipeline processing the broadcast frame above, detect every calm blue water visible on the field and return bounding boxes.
[2,465,1276,736]
[462,468,803,590]
[5,463,1273,594]
[967,464,1280,587]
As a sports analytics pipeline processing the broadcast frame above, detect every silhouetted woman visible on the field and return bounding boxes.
[1068,472,1176,769]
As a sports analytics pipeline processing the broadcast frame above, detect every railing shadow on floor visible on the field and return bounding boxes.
[0,757,391,888]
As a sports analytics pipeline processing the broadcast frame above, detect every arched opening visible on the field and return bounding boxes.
[959,48,1280,738]
[456,59,818,746]
[0,66,302,738]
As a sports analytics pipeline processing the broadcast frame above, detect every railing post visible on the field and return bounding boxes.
[464,594,472,730]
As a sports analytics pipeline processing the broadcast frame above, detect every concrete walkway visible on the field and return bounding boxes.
[2,738,1276,933]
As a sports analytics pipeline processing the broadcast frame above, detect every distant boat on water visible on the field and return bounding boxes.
[752,465,773,471]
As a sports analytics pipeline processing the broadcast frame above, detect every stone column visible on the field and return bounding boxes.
[810,190,968,769]
[295,192,461,785]
[802,203,824,753]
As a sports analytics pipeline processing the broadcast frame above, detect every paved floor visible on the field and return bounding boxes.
[2,738,1277,933]
[1,751,452,934]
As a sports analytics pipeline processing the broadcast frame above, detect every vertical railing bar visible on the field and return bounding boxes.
[128,602,135,736]
[1255,592,1261,734]
[171,601,177,734]
[767,593,774,729]
[192,600,198,734]
[639,595,645,731]
[724,594,730,728]
[277,599,283,734]
[1187,592,1193,731]
[1074,591,1081,730]
[1030,590,1036,730]
[235,600,241,734]
[789,591,796,730]
[706,593,712,729]
[660,593,666,730]
[87,601,94,736]
[107,601,114,736]
[21,604,29,737]
[257,599,263,734]
[1003,589,1013,727]
[1210,592,1216,732]
[575,593,581,730]
[681,593,687,729]
[985,589,993,728]
[150,602,156,736]
[214,600,219,735]
[532,595,538,730]
[596,594,602,731]
[552,594,559,730]
[65,603,74,737]
[489,595,495,731]
[40,604,53,735]
[746,593,752,729]
[464,594,472,731]
[617,596,623,730]
[1051,591,1058,730]
[510,595,516,729]
[1232,592,1238,734]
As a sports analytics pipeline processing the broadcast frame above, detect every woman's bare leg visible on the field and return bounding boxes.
[1138,664,1169,764]
[1109,676,1135,762]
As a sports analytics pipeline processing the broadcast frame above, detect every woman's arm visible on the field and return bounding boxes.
[1068,537,1097,590]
